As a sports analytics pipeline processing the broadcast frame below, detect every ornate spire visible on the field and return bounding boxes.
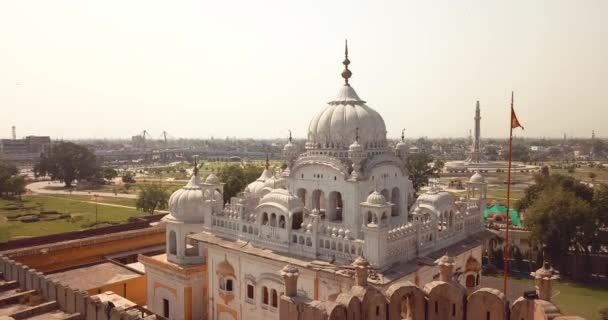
[341,39,352,86]
[401,128,405,142]
[265,154,270,170]
[193,155,199,176]
[288,129,292,143]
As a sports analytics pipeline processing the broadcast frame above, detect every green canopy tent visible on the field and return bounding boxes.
[483,204,521,227]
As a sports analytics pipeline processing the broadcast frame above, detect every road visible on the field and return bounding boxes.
[27,181,137,199]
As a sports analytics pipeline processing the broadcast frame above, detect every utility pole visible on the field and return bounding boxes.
[94,194,99,227]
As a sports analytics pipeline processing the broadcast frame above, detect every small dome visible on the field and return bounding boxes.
[167,175,204,222]
[258,189,304,212]
[349,140,363,152]
[469,172,485,183]
[366,191,387,205]
[465,256,481,272]
[396,140,407,150]
[280,264,299,276]
[352,256,369,267]
[435,253,455,266]
[283,141,296,152]
[216,259,235,277]
[245,169,274,197]
[205,173,220,185]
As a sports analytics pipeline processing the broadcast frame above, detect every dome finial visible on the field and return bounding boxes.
[355,127,359,142]
[193,155,199,176]
[401,128,405,142]
[341,39,352,86]
[265,154,270,170]
[288,129,292,143]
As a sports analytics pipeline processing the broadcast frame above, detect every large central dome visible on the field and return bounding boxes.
[306,42,387,150]
[307,85,387,149]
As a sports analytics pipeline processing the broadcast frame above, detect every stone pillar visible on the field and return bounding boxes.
[352,256,370,287]
[280,264,299,297]
[531,261,559,301]
[435,253,455,282]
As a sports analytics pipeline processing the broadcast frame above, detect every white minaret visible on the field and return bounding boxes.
[467,101,483,163]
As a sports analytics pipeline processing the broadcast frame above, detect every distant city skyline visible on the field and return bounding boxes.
[1,0,607,140]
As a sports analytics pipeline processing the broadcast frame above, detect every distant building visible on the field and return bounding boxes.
[0,136,50,154]
[0,135,51,163]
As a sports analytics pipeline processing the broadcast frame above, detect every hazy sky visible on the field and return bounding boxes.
[1,0,607,140]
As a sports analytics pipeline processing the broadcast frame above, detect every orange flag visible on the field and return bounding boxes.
[511,106,524,129]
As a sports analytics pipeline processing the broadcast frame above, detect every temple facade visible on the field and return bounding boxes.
[140,43,489,320]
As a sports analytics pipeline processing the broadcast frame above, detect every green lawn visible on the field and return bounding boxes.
[486,275,608,319]
[486,187,526,207]
[47,194,137,207]
[0,195,145,243]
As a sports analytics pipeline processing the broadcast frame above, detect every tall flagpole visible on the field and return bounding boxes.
[503,91,514,294]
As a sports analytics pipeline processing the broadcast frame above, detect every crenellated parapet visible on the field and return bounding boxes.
[278,255,584,320]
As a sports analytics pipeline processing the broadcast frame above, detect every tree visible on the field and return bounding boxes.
[217,165,247,203]
[136,184,169,214]
[524,186,594,272]
[34,142,100,187]
[122,172,136,184]
[217,164,265,203]
[516,173,593,212]
[102,168,118,181]
[405,152,444,192]
[588,172,597,181]
[0,162,18,197]
[7,176,26,200]
[510,144,531,162]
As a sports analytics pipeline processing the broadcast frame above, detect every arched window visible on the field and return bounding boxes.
[270,213,277,227]
[400,295,413,320]
[271,289,278,308]
[226,279,233,292]
[311,189,326,215]
[168,230,177,255]
[292,211,303,230]
[327,191,343,222]
[262,212,269,225]
[391,187,400,217]
[296,188,307,206]
[262,286,269,305]
[466,274,476,288]
[367,211,373,224]
[380,188,390,203]
[278,215,286,228]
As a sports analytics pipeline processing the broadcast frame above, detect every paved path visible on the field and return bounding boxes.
[27,181,137,199]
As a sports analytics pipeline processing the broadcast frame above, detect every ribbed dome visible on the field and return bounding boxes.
[366,191,387,205]
[307,85,387,150]
[465,256,481,272]
[167,175,204,222]
[258,189,304,212]
[245,168,273,198]
[205,173,220,185]
[469,172,485,183]
[216,259,235,277]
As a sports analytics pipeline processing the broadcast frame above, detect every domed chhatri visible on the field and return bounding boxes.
[469,171,485,183]
[168,174,204,221]
[205,173,220,185]
[366,190,387,205]
[216,258,235,277]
